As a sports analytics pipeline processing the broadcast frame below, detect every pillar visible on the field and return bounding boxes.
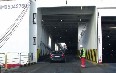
[29,0,37,63]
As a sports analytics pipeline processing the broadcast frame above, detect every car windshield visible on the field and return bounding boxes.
[52,51,63,54]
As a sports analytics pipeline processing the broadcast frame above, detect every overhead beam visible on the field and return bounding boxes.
[41,7,94,15]
[42,14,92,20]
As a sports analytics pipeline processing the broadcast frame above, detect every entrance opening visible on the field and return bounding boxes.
[102,16,116,63]
[37,6,95,62]
[42,14,78,55]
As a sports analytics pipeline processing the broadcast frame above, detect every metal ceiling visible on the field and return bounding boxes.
[42,14,79,43]
[102,16,116,41]
[41,6,94,49]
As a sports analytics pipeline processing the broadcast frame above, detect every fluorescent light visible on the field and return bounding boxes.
[110,27,116,28]
[81,6,83,10]
[80,19,81,21]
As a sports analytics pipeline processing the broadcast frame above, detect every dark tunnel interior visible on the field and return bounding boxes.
[102,16,116,63]
[41,6,94,55]
[42,14,78,55]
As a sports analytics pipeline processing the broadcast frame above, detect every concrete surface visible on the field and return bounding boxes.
[1,55,116,73]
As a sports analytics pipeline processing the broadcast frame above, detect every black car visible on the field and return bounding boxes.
[50,51,66,62]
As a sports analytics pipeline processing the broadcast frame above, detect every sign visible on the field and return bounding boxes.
[0,4,28,10]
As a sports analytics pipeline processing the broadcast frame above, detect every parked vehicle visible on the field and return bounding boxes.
[50,51,66,63]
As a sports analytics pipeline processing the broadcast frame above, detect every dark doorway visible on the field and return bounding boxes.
[102,16,116,63]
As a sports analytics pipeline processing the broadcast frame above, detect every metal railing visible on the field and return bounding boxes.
[0,52,29,70]
[40,41,52,55]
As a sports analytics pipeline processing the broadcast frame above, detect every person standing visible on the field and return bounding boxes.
[80,45,86,68]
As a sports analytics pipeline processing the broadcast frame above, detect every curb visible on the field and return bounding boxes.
[1,66,20,73]
[20,62,37,67]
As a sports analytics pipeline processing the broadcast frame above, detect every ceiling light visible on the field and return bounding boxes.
[110,27,116,29]
[109,44,111,45]
[61,20,63,22]
[42,20,44,22]
[81,6,83,10]
[54,27,56,28]
[107,36,110,38]
[80,19,81,21]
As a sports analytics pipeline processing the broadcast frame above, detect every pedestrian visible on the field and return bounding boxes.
[80,45,86,68]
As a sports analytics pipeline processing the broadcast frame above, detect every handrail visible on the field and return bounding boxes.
[40,41,52,51]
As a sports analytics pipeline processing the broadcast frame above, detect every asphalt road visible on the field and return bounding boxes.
[3,55,116,73]
[3,55,81,73]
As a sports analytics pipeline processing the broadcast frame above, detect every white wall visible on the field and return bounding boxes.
[86,7,97,49]
[97,8,116,63]
[37,0,116,8]
[41,27,49,55]
[78,23,87,50]
[1,0,116,64]
[37,0,98,7]
[78,7,97,50]
[98,9,116,16]
[29,0,37,62]
[0,1,29,53]
[37,8,42,55]
[97,0,116,8]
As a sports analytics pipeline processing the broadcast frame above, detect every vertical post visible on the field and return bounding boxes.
[19,53,21,66]
[97,11,102,64]
[29,0,37,63]
[28,53,31,66]
[5,54,7,70]
[0,62,1,73]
